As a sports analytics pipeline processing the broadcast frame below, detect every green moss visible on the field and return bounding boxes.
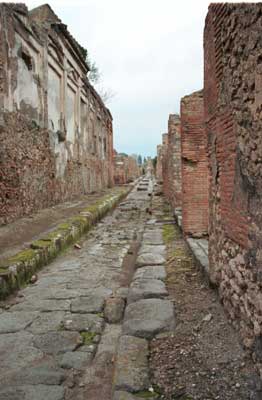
[171,248,186,258]
[31,239,52,249]
[134,391,158,398]
[9,249,36,264]
[163,224,175,244]
[95,312,104,318]
[80,331,96,345]
[0,267,9,274]
[57,222,72,231]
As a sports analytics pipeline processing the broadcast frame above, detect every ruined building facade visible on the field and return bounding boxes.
[113,151,141,185]
[181,90,209,237]
[204,3,262,355]
[0,4,114,225]
[162,114,182,212]
[158,2,262,364]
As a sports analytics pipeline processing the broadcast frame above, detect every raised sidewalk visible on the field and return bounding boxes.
[0,185,132,299]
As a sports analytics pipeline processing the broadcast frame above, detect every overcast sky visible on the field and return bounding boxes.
[9,0,257,157]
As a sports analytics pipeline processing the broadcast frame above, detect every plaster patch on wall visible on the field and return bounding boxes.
[67,84,76,143]
[48,65,61,132]
[13,34,39,119]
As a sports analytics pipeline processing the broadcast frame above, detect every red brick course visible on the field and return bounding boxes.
[181,90,209,237]
[204,3,262,356]
[162,115,182,212]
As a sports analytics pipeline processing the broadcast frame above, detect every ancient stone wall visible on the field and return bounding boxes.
[181,90,209,237]
[156,145,163,182]
[168,114,182,210]
[161,133,169,200]
[0,3,114,225]
[204,3,262,359]
[162,115,182,212]
[113,152,140,185]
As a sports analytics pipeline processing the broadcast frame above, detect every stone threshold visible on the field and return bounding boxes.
[0,187,132,300]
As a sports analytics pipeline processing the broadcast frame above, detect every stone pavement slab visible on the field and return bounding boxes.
[114,335,150,392]
[133,265,166,281]
[62,313,104,333]
[33,331,82,354]
[127,278,168,304]
[142,231,163,245]
[0,385,65,400]
[12,298,71,312]
[136,252,166,267]
[0,311,39,333]
[70,295,105,314]
[27,311,65,334]
[58,351,92,370]
[123,298,175,339]
[0,331,43,377]
[138,244,166,257]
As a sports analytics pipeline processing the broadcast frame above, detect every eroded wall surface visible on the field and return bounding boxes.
[113,152,140,185]
[0,4,113,225]
[156,144,163,182]
[204,3,262,357]
[181,90,209,237]
[162,115,182,211]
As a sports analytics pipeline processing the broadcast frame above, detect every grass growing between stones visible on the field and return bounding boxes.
[80,331,96,345]
[134,391,159,398]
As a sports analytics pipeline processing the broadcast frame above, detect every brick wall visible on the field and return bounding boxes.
[113,152,140,185]
[204,3,262,358]
[181,90,209,237]
[162,115,182,211]
[0,4,114,225]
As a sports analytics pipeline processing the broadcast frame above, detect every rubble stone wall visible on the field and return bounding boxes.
[168,114,182,211]
[181,90,209,237]
[161,133,169,200]
[0,4,114,225]
[113,153,140,185]
[204,3,262,359]
[156,145,163,182]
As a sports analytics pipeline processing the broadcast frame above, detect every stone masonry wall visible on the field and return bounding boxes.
[164,114,182,212]
[204,3,262,363]
[0,4,114,225]
[181,90,209,237]
[161,133,169,201]
[156,144,163,182]
[113,152,140,185]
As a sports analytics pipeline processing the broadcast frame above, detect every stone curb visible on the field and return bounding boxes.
[0,187,130,300]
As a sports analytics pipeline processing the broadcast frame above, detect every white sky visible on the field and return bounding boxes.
[9,0,259,157]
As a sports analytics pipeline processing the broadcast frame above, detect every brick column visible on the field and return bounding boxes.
[181,90,209,237]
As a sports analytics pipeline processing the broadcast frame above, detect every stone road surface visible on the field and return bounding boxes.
[0,175,175,400]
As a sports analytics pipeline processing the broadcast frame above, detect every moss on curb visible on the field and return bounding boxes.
[0,187,130,300]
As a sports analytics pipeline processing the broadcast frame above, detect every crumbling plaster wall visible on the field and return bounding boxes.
[0,4,113,225]
[204,3,262,362]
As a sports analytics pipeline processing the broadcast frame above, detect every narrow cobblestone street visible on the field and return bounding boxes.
[0,176,170,399]
[0,176,260,400]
